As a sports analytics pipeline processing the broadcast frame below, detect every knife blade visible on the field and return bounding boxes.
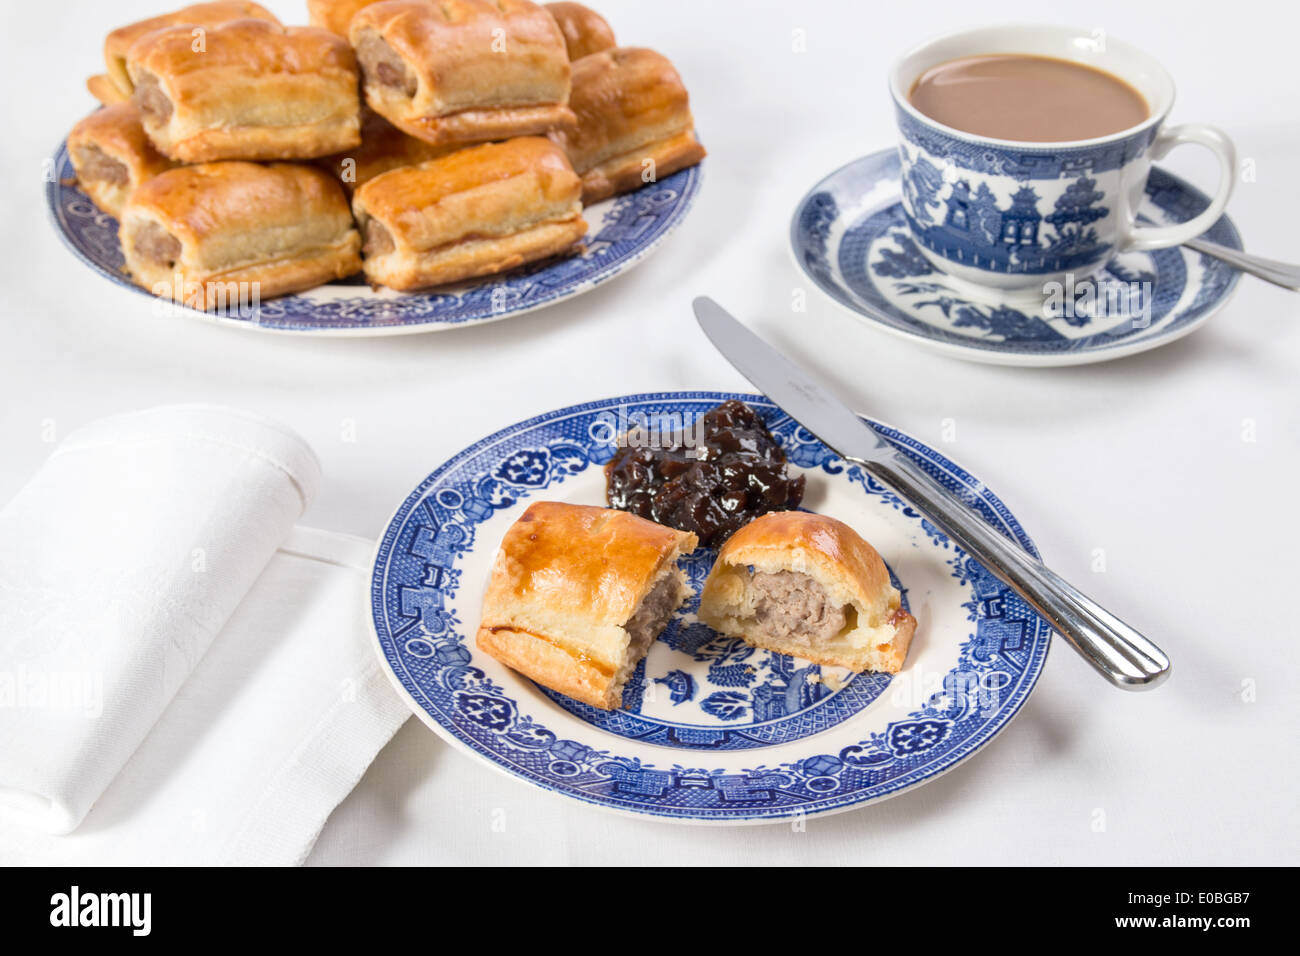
[693,295,1171,690]
[694,294,903,465]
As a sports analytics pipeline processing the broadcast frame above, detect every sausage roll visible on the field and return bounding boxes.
[556,47,705,204]
[68,104,176,218]
[698,512,918,674]
[102,1,279,97]
[477,502,698,710]
[126,19,362,163]
[350,0,576,146]
[353,137,588,290]
[119,162,362,310]
[544,2,615,60]
[87,75,130,106]
[318,109,455,195]
[307,0,384,37]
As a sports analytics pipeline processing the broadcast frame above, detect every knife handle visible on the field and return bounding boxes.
[858,456,1171,690]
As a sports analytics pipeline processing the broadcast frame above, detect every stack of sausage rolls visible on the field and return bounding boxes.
[67,0,705,308]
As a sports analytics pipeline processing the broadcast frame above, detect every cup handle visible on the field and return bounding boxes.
[1121,124,1237,253]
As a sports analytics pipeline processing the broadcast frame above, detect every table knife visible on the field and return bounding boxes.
[693,295,1171,690]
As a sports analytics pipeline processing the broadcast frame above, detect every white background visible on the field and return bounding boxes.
[2,0,1296,865]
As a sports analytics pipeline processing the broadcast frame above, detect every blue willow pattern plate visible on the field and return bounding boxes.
[45,141,701,336]
[790,149,1242,366]
[368,392,1052,823]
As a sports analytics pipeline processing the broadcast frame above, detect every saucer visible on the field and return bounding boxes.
[790,149,1243,366]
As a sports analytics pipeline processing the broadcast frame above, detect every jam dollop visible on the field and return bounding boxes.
[604,400,805,547]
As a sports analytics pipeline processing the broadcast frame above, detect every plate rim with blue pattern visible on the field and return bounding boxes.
[367,391,1053,824]
[45,139,702,337]
[790,148,1242,367]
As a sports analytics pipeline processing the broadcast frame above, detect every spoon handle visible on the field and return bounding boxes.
[1185,237,1300,291]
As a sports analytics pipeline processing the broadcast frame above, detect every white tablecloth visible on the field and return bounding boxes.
[1,0,1295,865]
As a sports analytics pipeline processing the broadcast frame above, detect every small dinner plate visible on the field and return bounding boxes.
[368,392,1052,823]
[790,149,1242,366]
[46,142,701,336]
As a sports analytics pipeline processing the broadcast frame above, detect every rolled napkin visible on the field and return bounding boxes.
[0,405,320,833]
[0,526,408,865]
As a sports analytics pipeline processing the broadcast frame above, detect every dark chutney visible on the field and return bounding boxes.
[604,400,805,548]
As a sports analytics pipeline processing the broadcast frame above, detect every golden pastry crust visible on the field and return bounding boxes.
[307,0,383,36]
[556,46,705,203]
[353,136,587,290]
[68,104,176,218]
[87,74,130,106]
[350,0,575,146]
[126,19,362,163]
[544,2,615,60]
[119,162,361,310]
[317,109,457,194]
[103,1,279,96]
[477,502,698,709]
[698,512,918,674]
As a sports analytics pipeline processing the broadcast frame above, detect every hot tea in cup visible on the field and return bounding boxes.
[908,53,1149,143]
[889,26,1235,293]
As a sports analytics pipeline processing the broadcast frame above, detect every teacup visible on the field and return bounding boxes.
[888,25,1236,293]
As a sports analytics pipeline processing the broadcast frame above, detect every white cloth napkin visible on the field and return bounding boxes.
[0,405,408,863]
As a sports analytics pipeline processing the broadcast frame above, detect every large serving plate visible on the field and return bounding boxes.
[46,141,701,336]
[791,149,1242,366]
[368,392,1052,823]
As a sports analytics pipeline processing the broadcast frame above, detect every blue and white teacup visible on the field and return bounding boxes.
[889,25,1236,293]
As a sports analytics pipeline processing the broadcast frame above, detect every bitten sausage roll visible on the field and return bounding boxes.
[119,162,362,310]
[306,0,383,37]
[555,47,705,204]
[102,1,280,97]
[350,0,575,146]
[698,512,918,674]
[68,104,175,218]
[477,502,699,710]
[544,2,615,60]
[126,19,361,162]
[317,110,455,195]
[353,137,588,290]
